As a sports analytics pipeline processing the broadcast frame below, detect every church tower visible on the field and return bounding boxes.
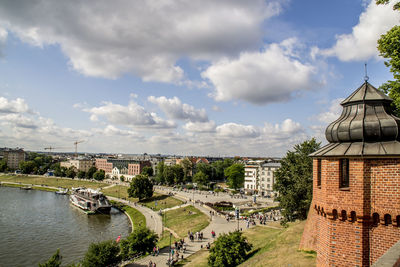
[300,81,400,266]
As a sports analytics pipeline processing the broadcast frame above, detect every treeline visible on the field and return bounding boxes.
[154,158,244,189]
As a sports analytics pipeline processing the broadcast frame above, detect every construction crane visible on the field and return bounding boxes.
[73,140,84,157]
[44,146,69,153]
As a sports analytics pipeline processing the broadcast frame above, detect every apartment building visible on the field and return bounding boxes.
[244,160,280,197]
[60,159,95,172]
[1,148,25,170]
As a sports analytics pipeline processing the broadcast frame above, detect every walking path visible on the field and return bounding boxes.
[108,196,163,236]
[126,202,249,267]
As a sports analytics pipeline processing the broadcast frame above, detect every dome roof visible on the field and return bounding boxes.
[311,81,400,157]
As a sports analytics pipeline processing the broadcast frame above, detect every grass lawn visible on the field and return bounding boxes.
[102,185,138,202]
[0,175,105,189]
[177,220,316,267]
[164,205,209,239]
[110,201,146,230]
[139,192,183,210]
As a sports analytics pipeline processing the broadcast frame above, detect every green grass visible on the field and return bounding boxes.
[164,205,209,238]
[102,185,138,202]
[110,200,146,231]
[139,192,184,210]
[0,175,105,189]
[178,221,316,267]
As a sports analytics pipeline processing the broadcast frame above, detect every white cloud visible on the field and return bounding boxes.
[183,121,216,133]
[314,98,344,124]
[212,105,222,112]
[83,100,176,129]
[0,0,282,82]
[318,0,400,61]
[99,125,141,137]
[148,96,208,122]
[0,97,30,114]
[202,38,317,105]
[216,123,260,138]
[262,118,304,139]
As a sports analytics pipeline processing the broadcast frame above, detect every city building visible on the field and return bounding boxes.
[0,147,25,170]
[300,81,400,266]
[60,159,95,172]
[244,160,280,197]
[95,158,151,181]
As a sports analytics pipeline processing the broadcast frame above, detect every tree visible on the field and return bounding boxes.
[93,170,105,181]
[171,164,184,184]
[81,240,121,267]
[128,174,153,200]
[155,161,165,184]
[274,138,321,223]
[65,167,76,179]
[163,166,175,185]
[208,231,252,267]
[376,1,400,116]
[193,171,208,186]
[181,158,193,182]
[0,159,7,172]
[77,170,86,179]
[141,166,153,177]
[120,175,125,182]
[38,249,62,267]
[224,163,244,190]
[196,162,214,180]
[19,161,36,174]
[120,227,158,260]
[86,166,97,179]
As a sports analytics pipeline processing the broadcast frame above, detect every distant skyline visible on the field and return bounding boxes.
[0,0,399,157]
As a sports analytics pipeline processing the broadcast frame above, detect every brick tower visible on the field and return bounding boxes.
[300,81,400,266]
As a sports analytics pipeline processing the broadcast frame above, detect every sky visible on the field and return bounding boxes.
[0,0,399,157]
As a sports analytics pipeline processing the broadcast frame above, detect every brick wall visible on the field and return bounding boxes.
[300,158,400,266]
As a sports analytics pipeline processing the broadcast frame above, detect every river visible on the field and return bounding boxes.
[0,187,131,266]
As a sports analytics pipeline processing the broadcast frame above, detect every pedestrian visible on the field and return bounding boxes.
[153,262,156,267]
[148,260,152,267]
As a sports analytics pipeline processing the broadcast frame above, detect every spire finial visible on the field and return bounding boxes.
[364,63,369,82]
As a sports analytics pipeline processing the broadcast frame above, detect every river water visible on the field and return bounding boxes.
[0,187,131,266]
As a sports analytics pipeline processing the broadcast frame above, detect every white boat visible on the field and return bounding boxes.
[55,188,68,195]
[69,187,112,214]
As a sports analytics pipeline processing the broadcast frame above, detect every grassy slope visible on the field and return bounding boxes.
[139,192,184,210]
[180,221,316,267]
[0,175,105,189]
[165,205,210,239]
[102,185,138,202]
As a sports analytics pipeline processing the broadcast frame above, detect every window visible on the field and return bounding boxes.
[339,159,349,188]
[267,178,270,182]
[317,159,321,187]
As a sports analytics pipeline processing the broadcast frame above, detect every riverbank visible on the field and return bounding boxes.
[0,181,59,192]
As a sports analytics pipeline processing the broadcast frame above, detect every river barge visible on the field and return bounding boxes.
[69,187,112,214]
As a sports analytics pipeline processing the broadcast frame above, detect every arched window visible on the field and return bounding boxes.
[384,214,392,226]
[339,159,349,188]
[372,213,380,227]
[341,210,347,221]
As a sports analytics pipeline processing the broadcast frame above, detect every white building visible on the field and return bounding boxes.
[244,160,280,197]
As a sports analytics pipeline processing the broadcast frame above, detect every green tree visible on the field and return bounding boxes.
[128,174,153,200]
[60,167,68,177]
[224,163,244,190]
[163,166,175,185]
[193,171,208,186]
[19,161,36,174]
[171,164,184,184]
[65,167,76,178]
[0,159,7,172]
[208,231,252,267]
[141,166,153,177]
[120,227,158,260]
[155,161,165,184]
[274,138,321,223]
[195,162,214,180]
[81,240,121,267]
[93,170,105,181]
[120,175,125,182]
[376,1,400,116]
[77,170,86,179]
[38,249,62,267]
[181,158,193,182]
[86,166,97,179]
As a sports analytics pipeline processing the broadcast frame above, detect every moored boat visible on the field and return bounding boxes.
[69,187,112,214]
[55,188,68,195]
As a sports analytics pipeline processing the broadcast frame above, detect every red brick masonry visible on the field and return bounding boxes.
[300,158,400,267]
